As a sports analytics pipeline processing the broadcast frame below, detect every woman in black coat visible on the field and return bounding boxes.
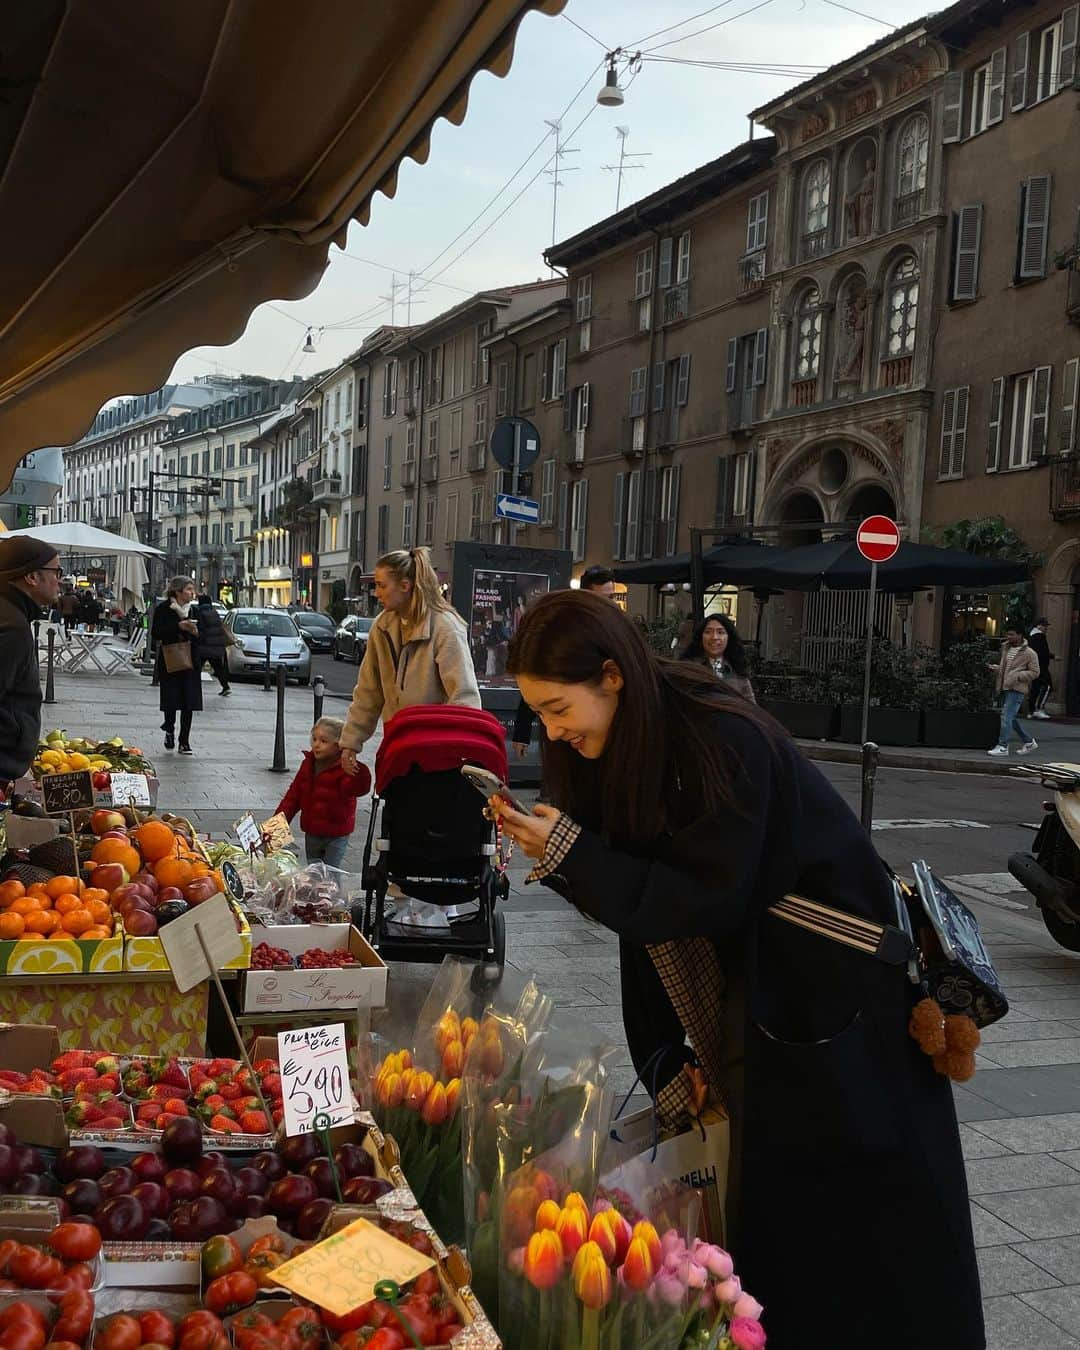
[150,576,202,754]
[194,594,231,695]
[491,591,983,1350]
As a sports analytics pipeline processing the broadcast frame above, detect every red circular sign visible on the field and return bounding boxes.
[856,515,900,563]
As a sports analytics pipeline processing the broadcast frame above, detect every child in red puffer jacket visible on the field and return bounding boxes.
[275,717,371,868]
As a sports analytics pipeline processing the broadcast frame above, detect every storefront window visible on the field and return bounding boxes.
[949,590,1007,641]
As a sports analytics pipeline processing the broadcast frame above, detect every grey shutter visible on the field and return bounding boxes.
[942,71,965,143]
[676,354,691,407]
[987,47,1007,124]
[938,387,957,477]
[725,339,738,394]
[952,386,970,477]
[952,204,983,301]
[625,470,641,559]
[612,473,627,560]
[664,466,682,556]
[641,468,658,559]
[562,390,573,433]
[575,479,589,562]
[1032,364,1052,456]
[1011,32,1029,109]
[752,328,768,387]
[1062,357,1080,453]
[746,446,758,523]
[1019,174,1052,278]
[652,362,666,412]
[715,457,733,526]
[987,376,1005,471]
[658,237,673,288]
[557,481,570,550]
[1060,4,1078,88]
[580,381,590,429]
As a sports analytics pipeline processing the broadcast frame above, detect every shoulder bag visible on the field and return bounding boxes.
[161,641,193,674]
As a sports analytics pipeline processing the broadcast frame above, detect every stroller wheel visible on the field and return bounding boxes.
[469,911,506,994]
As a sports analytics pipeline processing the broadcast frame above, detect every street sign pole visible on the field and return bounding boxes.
[510,420,520,546]
[860,559,877,745]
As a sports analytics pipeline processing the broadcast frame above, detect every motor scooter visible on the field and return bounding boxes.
[1008,763,1080,951]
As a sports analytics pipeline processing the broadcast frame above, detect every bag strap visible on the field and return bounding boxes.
[768,893,914,966]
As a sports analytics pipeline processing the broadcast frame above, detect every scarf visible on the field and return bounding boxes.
[170,599,193,619]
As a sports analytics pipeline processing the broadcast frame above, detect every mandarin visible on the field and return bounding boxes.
[81,925,112,939]
[0,913,25,939]
[44,875,80,900]
[85,899,112,926]
[25,883,49,900]
[0,880,26,907]
[54,894,84,916]
[60,910,93,936]
[24,910,60,935]
[82,887,110,905]
[10,897,38,916]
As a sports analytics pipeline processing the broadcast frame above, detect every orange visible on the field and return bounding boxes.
[0,913,25,939]
[81,925,112,939]
[134,820,177,863]
[10,897,38,917]
[54,894,84,916]
[154,856,195,889]
[85,899,112,926]
[44,875,80,900]
[25,883,49,900]
[60,909,93,936]
[82,887,110,905]
[23,910,58,935]
[0,880,26,907]
[48,929,74,941]
[90,839,142,875]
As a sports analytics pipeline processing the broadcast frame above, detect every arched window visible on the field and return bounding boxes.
[896,115,928,213]
[801,160,831,257]
[885,256,919,358]
[794,285,823,381]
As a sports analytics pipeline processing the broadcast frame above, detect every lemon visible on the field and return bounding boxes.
[39,750,62,766]
[67,753,90,770]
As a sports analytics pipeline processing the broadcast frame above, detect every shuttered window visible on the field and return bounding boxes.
[629,367,648,418]
[625,470,641,560]
[752,328,769,387]
[1017,174,1053,280]
[942,71,965,142]
[1032,364,1053,457]
[952,204,983,301]
[987,377,1005,472]
[1062,357,1080,454]
[658,238,674,289]
[938,386,970,479]
[746,192,769,252]
[675,354,692,407]
[659,465,681,556]
[1011,31,1030,109]
[725,339,738,394]
[612,473,627,560]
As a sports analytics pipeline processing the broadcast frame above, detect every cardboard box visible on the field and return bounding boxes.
[4,816,61,850]
[0,932,123,976]
[123,902,251,973]
[0,1096,66,1149]
[0,1023,60,1073]
[242,925,387,1013]
[0,982,209,1057]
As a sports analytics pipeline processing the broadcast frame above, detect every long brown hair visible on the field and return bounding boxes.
[507,591,773,844]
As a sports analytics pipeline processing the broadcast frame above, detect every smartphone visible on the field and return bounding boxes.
[460,764,529,815]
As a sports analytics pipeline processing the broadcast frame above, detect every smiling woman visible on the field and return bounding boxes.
[493,590,985,1350]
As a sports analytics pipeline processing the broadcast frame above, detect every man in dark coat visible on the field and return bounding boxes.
[0,536,64,785]
[194,594,232,695]
[1028,617,1053,718]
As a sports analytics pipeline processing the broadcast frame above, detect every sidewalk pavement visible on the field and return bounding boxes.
[31,667,1080,1347]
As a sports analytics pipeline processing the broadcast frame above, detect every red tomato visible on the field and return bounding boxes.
[199,1236,242,1283]
[411,1271,439,1299]
[318,1304,371,1335]
[335,1335,367,1350]
[203,1273,258,1317]
[276,1309,319,1350]
[46,1226,101,1265]
[177,1331,228,1350]
[366,1331,405,1350]
[0,1324,46,1350]
[242,1253,284,1290]
[9,1248,63,1290]
[397,1304,438,1348]
[0,1307,47,1336]
[51,1293,94,1347]
[231,1334,278,1350]
[178,1315,222,1337]
[138,1312,176,1349]
[0,1242,18,1277]
[95,1314,141,1350]
[228,1314,275,1337]
[45,1341,83,1350]
[245,1236,286,1258]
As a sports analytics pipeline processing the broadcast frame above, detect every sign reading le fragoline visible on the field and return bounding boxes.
[856,515,900,564]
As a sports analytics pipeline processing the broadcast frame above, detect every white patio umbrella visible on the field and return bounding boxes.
[1,521,164,555]
[112,512,150,611]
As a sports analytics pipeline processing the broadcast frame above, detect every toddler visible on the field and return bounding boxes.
[274,717,371,869]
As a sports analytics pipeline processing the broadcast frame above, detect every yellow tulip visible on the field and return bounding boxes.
[572,1240,613,1310]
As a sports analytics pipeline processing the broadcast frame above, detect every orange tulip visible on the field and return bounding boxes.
[604,1209,633,1265]
[563,1191,590,1218]
[461,1016,479,1046]
[421,1081,449,1126]
[621,1234,656,1292]
[631,1221,662,1270]
[377,1071,404,1107]
[434,1011,461,1055]
[478,1029,504,1077]
[572,1240,613,1310]
[441,1038,464,1080]
[588,1212,617,1265]
[523,1229,564,1291]
[535,1199,561,1231]
[405,1070,434,1111]
[504,1185,541,1246]
[555,1205,589,1261]
[445,1077,461,1116]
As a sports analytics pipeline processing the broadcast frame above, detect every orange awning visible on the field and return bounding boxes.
[0,0,563,487]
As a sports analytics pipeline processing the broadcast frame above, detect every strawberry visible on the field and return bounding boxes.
[219,1082,242,1101]
[155,1111,180,1129]
[52,1050,94,1072]
[162,1098,189,1116]
[202,1093,226,1112]
[59,1067,100,1092]
[64,1100,93,1125]
[136,1102,159,1121]
[271,1107,284,1126]
[233,1096,259,1113]
[94,1055,120,1075]
[209,1114,242,1134]
[0,1070,28,1088]
[195,1080,220,1101]
[207,1058,236,1077]
[238,1110,270,1135]
[97,1115,125,1130]
[253,1059,277,1074]
[260,1072,282,1098]
[157,1059,188,1088]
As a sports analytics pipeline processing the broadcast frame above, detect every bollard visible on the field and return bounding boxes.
[268,664,288,773]
[312,674,325,723]
[44,629,56,705]
[263,634,272,692]
[860,740,879,834]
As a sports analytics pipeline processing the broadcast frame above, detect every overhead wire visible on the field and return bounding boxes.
[818,0,895,26]
[560,11,612,51]
[641,0,778,54]
[628,1,741,50]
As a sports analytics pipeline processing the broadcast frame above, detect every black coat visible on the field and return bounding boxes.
[151,602,203,716]
[1028,628,1052,675]
[195,602,229,659]
[542,703,983,1349]
[0,582,43,782]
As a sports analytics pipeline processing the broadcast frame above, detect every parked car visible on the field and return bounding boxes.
[293,611,336,654]
[333,614,374,663]
[224,608,312,684]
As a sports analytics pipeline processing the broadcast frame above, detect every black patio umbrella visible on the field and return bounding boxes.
[612,541,783,586]
[725,538,1030,591]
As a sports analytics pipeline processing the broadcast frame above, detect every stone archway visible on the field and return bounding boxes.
[1042,539,1080,714]
[762,431,904,531]
[845,482,896,521]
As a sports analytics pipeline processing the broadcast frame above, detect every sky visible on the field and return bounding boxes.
[167,0,934,389]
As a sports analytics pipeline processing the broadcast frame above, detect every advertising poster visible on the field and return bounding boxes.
[468,568,550,678]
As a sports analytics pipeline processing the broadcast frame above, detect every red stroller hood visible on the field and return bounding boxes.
[375,704,508,794]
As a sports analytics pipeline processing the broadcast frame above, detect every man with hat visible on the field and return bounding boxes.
[0,535,64,786]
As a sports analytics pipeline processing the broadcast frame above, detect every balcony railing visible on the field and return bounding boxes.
[401,459,416,488]
[800,228,828,261]
[662,282,689,325]
[728,387,760,432]
[621,416,646,458]
[422,455,439,484]
[893,189,925,228]
[791,378,817,407]
[311,474,343,502]
[1052,455,1080,519]
[737,250,766,297]
[879,355,913,388]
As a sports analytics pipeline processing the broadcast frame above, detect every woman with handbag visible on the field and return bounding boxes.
[151,576,202,755]
[490,591,983,1350]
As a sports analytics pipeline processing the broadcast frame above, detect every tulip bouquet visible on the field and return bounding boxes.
[502,1177,766,1350]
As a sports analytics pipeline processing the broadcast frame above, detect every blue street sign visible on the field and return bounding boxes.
[494,492,540,524]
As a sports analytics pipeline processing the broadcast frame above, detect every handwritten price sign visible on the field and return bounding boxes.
[42,770,94,814]
[277,1023,355,1138]
[269,1217,434,1315]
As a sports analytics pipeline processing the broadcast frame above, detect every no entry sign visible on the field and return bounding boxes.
[856,515,900,564]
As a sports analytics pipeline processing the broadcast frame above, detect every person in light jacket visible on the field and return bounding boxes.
[987,627,1041,757]
[339,547,480,777]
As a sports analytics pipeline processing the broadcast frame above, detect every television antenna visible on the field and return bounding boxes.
[602,125,651,212]
[544,119,580,271]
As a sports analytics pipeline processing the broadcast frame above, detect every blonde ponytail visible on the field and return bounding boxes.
[376,546,457,627]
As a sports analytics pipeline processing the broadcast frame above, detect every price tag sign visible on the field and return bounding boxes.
[109,772,151,807]
[41,770,94,814]
[234,813,262,852]
[259,813,295,852]
[277,1023,355,1137]
[269,1217,434,1315]
[159,893,244,993]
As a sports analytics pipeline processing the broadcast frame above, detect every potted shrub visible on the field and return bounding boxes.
[757,661,841,740]
[920,638,999,749]
[836,639,923,746]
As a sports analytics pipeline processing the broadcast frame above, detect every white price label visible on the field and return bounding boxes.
[234,812,262,852]
[109,772,151,807]
[278,1023,355,1138]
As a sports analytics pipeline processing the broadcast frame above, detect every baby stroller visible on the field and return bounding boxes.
[357,705,510,971]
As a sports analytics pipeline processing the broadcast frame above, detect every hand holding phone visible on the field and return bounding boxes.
[460,764,529,815]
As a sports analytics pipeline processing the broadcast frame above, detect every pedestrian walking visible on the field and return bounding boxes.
[150,576,202,755]
[679,613,756,702]
[987,626,1040,756]
[0,537,64,788]
[77,590,102,631]
[339,546,480,777]
[274,717,372,868]
[1028,617,1053,718]
[490,590,983,1350]
[193,593,233,695]
[59,588,78,634]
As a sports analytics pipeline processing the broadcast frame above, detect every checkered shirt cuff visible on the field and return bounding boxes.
[655,1071,694,1131]
[526,813,582,882]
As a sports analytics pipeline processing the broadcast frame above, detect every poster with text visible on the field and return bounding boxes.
[468,568,550,679]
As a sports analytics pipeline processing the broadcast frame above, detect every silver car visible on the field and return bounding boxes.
[225,608,312,685]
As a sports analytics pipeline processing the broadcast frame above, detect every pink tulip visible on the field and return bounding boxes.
[715,1275,742,1304]
[691,1240,734,1281]
[733,1292,765,1321]
[652,1268,685,1307]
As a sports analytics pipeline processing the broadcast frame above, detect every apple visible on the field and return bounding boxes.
[92,862,130,893]
[131,1152,167,1184]
[124,910,159,937]
[90,809,126,836]
[156,886,184,905]
[182,875,218,906]
[98,829,130,843]
[113,883,154,907]
[131,871,159,892]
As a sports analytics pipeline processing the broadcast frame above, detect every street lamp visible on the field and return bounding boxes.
[596,56,625,107]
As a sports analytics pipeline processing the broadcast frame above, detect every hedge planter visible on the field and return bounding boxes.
[839,705,922,747]
[921,709,1000,750]
[760,698,840,741]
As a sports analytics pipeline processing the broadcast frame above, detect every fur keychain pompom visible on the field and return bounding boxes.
[910,997,980,1080]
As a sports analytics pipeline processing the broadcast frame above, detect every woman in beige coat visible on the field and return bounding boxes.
[339,547,480,777]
